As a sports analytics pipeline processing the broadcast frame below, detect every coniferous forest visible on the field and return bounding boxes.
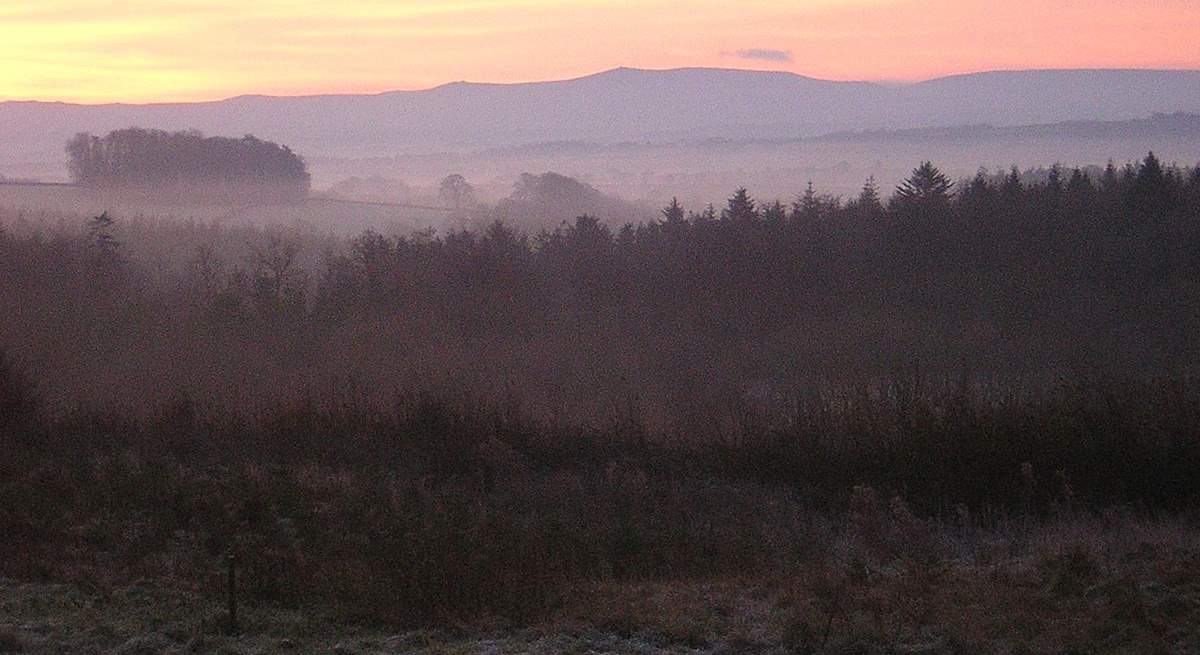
[3,155,1200,651]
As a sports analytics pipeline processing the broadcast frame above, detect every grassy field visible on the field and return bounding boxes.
[0,184,449,236]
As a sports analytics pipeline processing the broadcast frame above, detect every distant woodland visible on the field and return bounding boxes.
[65,128,310,201]
[1,154,1198,418]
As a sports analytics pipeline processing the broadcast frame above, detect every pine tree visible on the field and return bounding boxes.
[1066,168,1093,194]
[691,204,717,224]
[722,188,758,222]
[962,170,991,202]
[1134,152,1165,190]
[661,197,685,224]
[1129,151,1174,216]
[1001,166,1023,196]
[85,211,123,288]
[894,162,954,207]
[793,181,820,220]
[857,176,882,212]
[661,197,688,238]
[762,200,787,224]
[1046,164,1063,194]
[1101,160,1119,191]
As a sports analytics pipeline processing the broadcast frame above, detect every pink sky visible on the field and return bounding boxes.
[2,0,1198,103]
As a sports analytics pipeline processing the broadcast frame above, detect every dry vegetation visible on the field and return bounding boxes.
[1,510,1198,652]
[3,157,1200,652]
[3,362,1200,651]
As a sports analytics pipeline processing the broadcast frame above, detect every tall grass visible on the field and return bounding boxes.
[3,357,1198,626]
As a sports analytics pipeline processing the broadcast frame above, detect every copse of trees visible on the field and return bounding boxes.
[66,128,310,201]
[495,172,646,230]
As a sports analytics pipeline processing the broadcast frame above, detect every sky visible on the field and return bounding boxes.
[2,0,1199,103]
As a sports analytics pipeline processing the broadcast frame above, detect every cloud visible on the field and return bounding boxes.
[734,48,793,62]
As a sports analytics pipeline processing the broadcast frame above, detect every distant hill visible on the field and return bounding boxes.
[812,112,1200,144]
[2,67,1199,180]
[4,67,1200,148]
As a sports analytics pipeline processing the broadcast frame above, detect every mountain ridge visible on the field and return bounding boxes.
[3,67,1199,182]
[7,66,1200,106]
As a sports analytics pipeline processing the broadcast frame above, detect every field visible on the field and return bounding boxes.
[2,508,1198,653]
[0,184,452,237]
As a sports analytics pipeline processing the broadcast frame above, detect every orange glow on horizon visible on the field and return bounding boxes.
[2,0,1198,103]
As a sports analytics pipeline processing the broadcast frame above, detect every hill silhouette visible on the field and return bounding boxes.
[3,67,1199,172]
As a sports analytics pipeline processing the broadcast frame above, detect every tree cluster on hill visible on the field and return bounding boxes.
[65,128,310,201]
[494,172,647,230]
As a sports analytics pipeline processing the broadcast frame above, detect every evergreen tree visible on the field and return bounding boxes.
[661,197,688,238]
[661,197,685,224]
[856,176,882,212]
[794,181,820,220]
[1046,164,1063,194]
[893,162,954,208]
[1129,151,1174,216]
[962,170,992,202]
[762,200,788,224]
[722,188,758,222]
[84,211,123,288]
[689,204,717,225]
[1101,160,1119,191]
[1001,166,1023,196]
[1066,168,1094,194]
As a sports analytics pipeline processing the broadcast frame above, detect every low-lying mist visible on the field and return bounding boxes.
[2,155,1197,427]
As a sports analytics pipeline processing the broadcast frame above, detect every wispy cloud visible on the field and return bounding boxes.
[734,48,793,62]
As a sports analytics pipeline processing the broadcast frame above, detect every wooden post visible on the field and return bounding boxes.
[226,551,239,634]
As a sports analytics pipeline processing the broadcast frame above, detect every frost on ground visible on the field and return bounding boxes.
[2,521,1199,655]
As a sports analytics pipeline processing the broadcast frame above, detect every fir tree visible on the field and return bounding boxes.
[1066,168,1093,194]
[722,188,758,222]
[1129,151,1174,216]
[793,181,820,220]
[962,170,992,202]
[857,176,882,211]
[894,162,954,208]
[762,200,787,224]
[661,197,685,224]
[1001,167,1023,196]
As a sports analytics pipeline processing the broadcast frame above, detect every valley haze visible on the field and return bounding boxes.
[4,66,1200,216]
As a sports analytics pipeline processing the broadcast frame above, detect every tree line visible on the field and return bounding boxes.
[65,128,310,201]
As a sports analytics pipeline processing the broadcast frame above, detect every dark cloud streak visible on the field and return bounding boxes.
[734,48,793,62]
